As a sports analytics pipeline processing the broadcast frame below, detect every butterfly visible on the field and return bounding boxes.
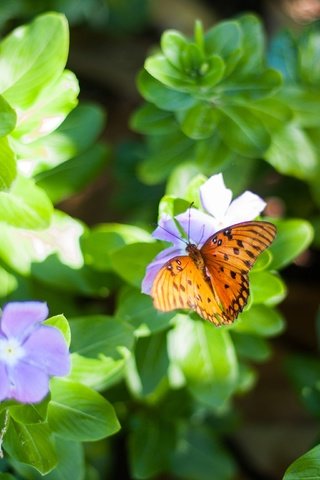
[151,221,276,326]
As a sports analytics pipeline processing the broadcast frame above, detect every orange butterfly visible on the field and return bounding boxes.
[151,221,276,326]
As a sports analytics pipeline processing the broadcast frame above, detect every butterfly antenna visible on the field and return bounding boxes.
[155,222,188,245]
[197,224,206,247]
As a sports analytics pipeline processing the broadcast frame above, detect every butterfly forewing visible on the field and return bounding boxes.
[151,255,228,326]
[201,221,277,321]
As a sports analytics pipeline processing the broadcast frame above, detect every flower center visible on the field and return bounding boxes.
[0,337,25,366]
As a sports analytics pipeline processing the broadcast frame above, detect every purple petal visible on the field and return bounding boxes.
[1,302,48,341]
[0,363,10,401]
[225,191,266,225]
[152,214,185,248]
[142,246,185,294]
[176,208,218,247]
[7,361,49,403]
[23,326,70,377]
[200,174,232,220]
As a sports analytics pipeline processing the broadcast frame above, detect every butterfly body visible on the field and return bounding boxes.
[151,221,276,326]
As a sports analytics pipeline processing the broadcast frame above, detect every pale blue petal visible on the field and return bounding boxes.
[23,325,70,376]
[0,363,10,401]
[152,214,185,247]
[200,174,232,220]
[8,362,49,403]
[176,208,218,247]
[1,302,48,341]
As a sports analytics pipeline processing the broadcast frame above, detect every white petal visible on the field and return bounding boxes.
[225,191,266,225]
[200,174,232,220]
[176,208,219,247]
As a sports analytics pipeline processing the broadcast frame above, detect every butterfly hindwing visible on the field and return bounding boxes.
[151,255,228,326]
[201,221,277,321]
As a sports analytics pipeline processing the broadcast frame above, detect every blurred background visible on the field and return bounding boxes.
[1,1,320,478]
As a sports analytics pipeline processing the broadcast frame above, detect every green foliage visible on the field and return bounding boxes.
[0,9,317,480]
[283,444,320,479]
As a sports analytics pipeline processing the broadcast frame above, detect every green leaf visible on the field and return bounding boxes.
[129,331,169,397]
[138,131,194,185]
[233,14,265,75]
[234,305,285,337]
[131,103,178,135]
[268,31,298,82]
[265,124,317,179]
[283,444,320,479]
[116,286,174,336]
[128,412,175,478]
[0,210,84,275]
[0,265,17,297]
[218,105,271,157]
[9,397,49,425]
[42,439,84,480]
[12,70,79,142]
[137,70,195,111]
[0,137,16,190]
[177,102,220,139]
[269,219,314,270]
[35,143,109,203]
[232,333,271,362]
[69,315,134,358]
[0,13,69,109]
[110,242,164,287]
[48,379,120,441]
[250,271,287,305]
[0,176,53,229]
[298,25,320,86]
[82,223,153,271]
[69,353,126,390]
[4,420,57,474]
[167,315,238,407]
[0,95,16,137]
[170,423,236,480]
[161,30,190,69]
[205,20,241,60]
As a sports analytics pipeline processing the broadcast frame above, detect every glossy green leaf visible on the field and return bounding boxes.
[0,137,16,190]
[0,210,84,274]
[218,105,271,157]
[0,13,69,109]
[298,25,320,86]
[42,439,84,480]
[137,70,195,111]
[69,353,126,390]
[0,95,16,137]
[205,20,241,60]
[131,103,178,135]
[82,223,154,271]
[0,265,17,297]
[269,219,314,270]
[110,242,164,287]
[177,102,220,139]
[283,444,320,479]
[167,315,238,407]
[36,143,109,203]
[233,14,264,75]
[265,124,317,179]
[12,70,79,142]
[116,286,174,336]
[69,315,134,358]
[250,271,287,305]
[232,333,271,362]
[48,379,120,441]
[129,412,175,478]
[161,30,190,69]
[170,423,236,480]
[130,331,169,396]
[0,176,53,228]
[9,397,49,425]
[4,420,57,474]
[234,305,285,337]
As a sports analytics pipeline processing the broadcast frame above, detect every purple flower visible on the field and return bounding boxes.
[142,173,266,295]
[0,301,70,404]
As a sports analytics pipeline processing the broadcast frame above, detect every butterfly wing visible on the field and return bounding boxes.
[151,255,228,326]
[201,221,276,322]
